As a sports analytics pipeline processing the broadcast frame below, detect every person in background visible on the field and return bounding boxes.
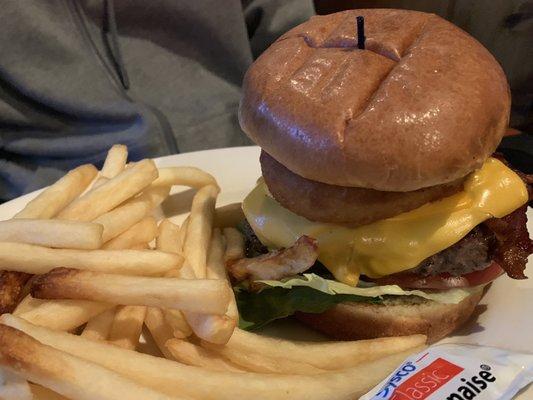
[0,0,529,203]
[0,0,314,202]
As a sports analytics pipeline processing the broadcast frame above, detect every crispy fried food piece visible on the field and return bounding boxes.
[229,235,318,282]
[482,157,532,280]
[0,271,31,314]
[484,205,532,279]
[261,151,465,225]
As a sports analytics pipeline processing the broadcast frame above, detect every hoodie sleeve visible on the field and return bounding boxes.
[0,0,169,202]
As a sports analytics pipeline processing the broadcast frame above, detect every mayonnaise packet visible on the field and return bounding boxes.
[361,344,532,400]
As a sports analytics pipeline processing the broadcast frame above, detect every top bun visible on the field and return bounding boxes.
[239,9,510,191]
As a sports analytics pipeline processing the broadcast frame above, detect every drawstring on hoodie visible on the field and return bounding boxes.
[103,0,130,90]
[99,0,178,153]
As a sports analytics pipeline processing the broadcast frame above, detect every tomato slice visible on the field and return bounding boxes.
[463,262,505,286]
[373,262,504,290]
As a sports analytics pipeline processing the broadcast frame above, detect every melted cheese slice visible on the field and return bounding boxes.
[242,158,528,286]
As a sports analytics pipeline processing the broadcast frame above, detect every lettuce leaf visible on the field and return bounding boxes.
[257,273,483,304]
[236,274,484,330]
[236,286,380,330]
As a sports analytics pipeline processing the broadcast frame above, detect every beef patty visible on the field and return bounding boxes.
[241,221,494,278]
[410,227,493,276]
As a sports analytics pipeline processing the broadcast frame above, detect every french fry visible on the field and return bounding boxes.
[0,219,103,250]
[156,220,181,254]
[57,159,158,222]
[170,259,233,344]
[176,218,188,252]
[5,162,106,325]
[15,275,31,302]
[0,271,31,315]
[183,313,235,345]
[7,162,110,327]
[201,340,327,374]
[1,315,425,400]
[162,290,192,339]
[211,328,428,370]
[213,202,245,228]
[89,144,129,190]
[32,268,230,315]
[183,185,219,279]
[178,230,238,345]
[163,193,231,344]
[30,384,69,400]
[182,230,236,344]
[160,269,193,337]
[163,309,192,339]
[165,339,244,372]
[81,307,116,341]
[18,300,113,331]
[102,217,157,250]
[129,242,151,250]
[107,305,147,350]
[0,325,180,400]
[172,257,233,344]
[207,229,239,324]
[14,165,97,219]
[222,227,245,263]
[12,295,40,316]
[100,144,128,179]
[0,368,32,400]
[0,243,181,276]
[152,167,218,189]
[156,220,192,338]
[144,308,176,359]
[207,230,229,280]
[94,185,170,242]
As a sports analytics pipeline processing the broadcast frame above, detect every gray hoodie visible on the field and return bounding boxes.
[0,0,314,201]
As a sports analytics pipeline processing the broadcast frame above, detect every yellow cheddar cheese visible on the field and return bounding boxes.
[242,158,528,286]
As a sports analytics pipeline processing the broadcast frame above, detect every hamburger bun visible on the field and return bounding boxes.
[239,9,510,191]
[295,290,484,344]
[261,150,465,224]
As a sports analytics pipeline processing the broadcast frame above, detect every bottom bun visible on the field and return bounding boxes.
[295,290,484,344]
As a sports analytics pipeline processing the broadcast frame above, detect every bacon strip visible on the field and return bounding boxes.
[480,154,532,279]
[229,235,318,282]
[484,205,532,279]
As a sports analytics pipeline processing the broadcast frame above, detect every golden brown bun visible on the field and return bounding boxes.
[261,151,465,224]
[240,9,510,191]
[295,290,483,344]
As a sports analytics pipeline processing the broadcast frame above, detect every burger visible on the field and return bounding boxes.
[231,9,532,343]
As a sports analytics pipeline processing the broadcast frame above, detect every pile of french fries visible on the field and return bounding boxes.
[0,145,426,400]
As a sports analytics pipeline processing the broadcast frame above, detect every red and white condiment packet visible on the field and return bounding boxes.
[361,344,532,400]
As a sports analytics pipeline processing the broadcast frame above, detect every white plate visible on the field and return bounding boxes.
[1,146,531,397]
